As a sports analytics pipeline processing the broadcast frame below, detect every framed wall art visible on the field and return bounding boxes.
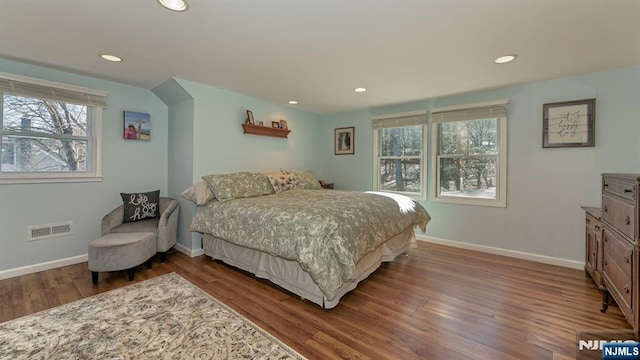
[245,110,254,124]
[542,98,595,148]
[123,111,150,141]
[335,127,354,155]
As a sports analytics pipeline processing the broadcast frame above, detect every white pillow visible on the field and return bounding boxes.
[180,181,216,205]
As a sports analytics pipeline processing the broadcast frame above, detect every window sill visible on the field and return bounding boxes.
[0,174,103,184]
[431,195,506,208]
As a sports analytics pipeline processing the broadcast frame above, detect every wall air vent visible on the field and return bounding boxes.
[27,221,73,241]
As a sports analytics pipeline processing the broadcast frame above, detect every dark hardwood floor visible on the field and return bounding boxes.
[0,241,631,359]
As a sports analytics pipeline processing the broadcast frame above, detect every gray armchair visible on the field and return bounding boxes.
[101,197,179,262]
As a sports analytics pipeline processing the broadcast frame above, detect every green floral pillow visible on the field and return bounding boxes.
[202,172,274,203]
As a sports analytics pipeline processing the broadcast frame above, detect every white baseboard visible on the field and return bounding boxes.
[0,254,88,281]
[174,242,204,257]
[416,234,584,270]
[0,237,582,281]
[0,244,204,281]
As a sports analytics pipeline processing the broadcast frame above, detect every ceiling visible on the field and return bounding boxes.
[1,0,639,115]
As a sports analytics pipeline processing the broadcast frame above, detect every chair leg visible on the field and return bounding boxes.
[146,257,153,269]
[128,268,135,281]
[160,252,167,263]
[92,271,99,285]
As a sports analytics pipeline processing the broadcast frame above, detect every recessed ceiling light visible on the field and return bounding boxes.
[494,54,517,64]
[99,54,122,62]
[288,100,298,105]
[157,0,189,11]
[354,87,367,93]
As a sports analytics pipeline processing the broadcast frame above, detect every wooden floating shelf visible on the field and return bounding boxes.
[242,123,290,138]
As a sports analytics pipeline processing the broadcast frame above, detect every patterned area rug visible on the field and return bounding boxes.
[0,273,306,360]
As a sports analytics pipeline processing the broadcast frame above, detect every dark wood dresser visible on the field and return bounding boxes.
[600,173,640,333]
[582,206,604,291]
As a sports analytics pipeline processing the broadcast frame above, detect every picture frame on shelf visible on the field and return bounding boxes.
[271,121,281,129]
[245,110,254,124]
[280,120,288,129]
[258,121,264,126]
[334,127,354,155]
[543,98,595,148]
[123,111,150,141]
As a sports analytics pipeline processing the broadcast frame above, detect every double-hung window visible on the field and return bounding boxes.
[0,72,107,183]
[373,112,427,199]
[431,100,508,207]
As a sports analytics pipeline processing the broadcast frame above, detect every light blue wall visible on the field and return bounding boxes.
[175,79,322,177]
[320,65,640,262]
[164,78,323,250]
[3,55,638,272]
[319,109,376,190]
[153,79,195,254]
[0,58,169,272]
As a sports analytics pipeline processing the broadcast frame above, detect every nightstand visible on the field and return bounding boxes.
[320,181,334,189]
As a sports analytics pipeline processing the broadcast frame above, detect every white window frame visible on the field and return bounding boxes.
[430,99,508,207]
[372,111,427,200]
[0,72,106,184]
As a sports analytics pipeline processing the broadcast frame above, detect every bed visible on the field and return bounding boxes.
[185,171,431,308]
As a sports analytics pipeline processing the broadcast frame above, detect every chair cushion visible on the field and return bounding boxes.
[120,190,160,223]
[88,232,156,272]
[111,217,160,233]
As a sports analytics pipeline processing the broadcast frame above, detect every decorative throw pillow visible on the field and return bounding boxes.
[202,172,274,203]
[292,170,322,190]
[120,190,160,223]
[262,170,285,177]
[180,181,216,205]
[268,173,298,193]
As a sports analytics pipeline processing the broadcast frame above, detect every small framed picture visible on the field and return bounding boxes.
[123,111,150,141]
[280,120,288,129]
[335,127,354,155]
[271,121,281,129]
[543,98,595,148]
[246,110,254,124]
[258,121,264,126]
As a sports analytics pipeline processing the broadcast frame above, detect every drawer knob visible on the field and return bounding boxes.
[624,188,633,193]
[604,183,609,188]
[624,255,630,263]
[604,205,608,212]
[625,286,630,294]
[594,225,600,231]
[626,216,631,225]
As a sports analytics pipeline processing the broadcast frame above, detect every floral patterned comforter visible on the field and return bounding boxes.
[190,189,431,300]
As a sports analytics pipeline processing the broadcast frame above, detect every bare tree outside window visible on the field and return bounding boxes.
[378,125,422,194]
[437,118,498,199]
[1,94,88,173]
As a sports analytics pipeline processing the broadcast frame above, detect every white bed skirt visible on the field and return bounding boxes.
[202,226,417,309]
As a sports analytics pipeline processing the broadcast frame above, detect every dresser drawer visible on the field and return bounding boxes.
[603,194,637,241]
[603,177,637,201]
[602,228,634,318]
